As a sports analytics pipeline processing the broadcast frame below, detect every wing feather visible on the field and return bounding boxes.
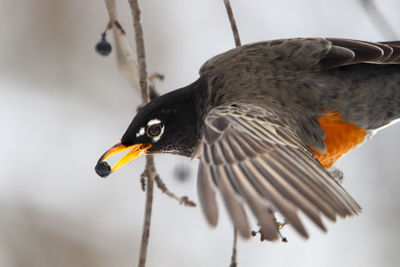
[197,161,218,227]
[228,164,280,240]
[237,161,307,235]
[213,165,250,238]
[197,104,361,239]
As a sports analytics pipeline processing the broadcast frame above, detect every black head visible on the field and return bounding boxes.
[95,79,207,177]
[121,85,203,156]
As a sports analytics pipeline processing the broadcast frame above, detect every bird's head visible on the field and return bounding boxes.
[95,81,206,178]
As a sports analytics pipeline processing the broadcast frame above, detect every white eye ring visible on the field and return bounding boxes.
[136,127,145,137]
[147,119,162,126]
[145,119,164,142]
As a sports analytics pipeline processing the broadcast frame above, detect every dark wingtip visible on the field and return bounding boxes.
[95,162,112,178]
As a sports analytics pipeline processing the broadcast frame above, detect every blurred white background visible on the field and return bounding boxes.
[1,0,400,266]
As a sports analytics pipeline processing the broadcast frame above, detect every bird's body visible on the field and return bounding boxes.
[96,38,400,240]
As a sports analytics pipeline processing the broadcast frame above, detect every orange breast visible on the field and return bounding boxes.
[311,114,367,169]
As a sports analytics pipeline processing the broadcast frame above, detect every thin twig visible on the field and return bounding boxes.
[104,0,117,23]
[229,228,238,267]
[138,157,156,267]
[223,0,241,46]
[222,1,241,266]
[104,0,140,92]
[360,0,398,40]
[127,1,157,267]
[154,175,196,207]
[129,0,149,104]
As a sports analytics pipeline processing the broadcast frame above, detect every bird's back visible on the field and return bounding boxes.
[199,38,400,154]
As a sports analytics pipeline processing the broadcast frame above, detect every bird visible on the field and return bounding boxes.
[95,38,400,240]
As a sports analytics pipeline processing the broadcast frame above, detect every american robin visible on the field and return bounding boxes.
[95,38,400,240]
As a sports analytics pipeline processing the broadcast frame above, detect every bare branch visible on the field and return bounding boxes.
[129,0,149,105]
[229,229,238,267]
[103,0,140,92]
[360,0,398,40]
[127,1,158,267]
[104,0,117,23]
[223,0,241,46]
[154,175,196,207]
[222,1,241,265]
[112,21,140,91]
[138,157,156,267]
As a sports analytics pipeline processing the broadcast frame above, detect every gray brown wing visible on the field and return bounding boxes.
[321,38,400,68]
[197,104,361,240]
[200,38,400,77]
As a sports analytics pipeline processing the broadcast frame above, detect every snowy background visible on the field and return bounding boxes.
[1,0,400,266]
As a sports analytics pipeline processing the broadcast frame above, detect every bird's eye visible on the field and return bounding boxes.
[146,124,162,138]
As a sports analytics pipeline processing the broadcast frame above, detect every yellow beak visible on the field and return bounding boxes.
[95,142,151,177]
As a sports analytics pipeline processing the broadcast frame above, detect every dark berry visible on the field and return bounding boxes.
[95,38,112,56]
[95,161,111,177]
